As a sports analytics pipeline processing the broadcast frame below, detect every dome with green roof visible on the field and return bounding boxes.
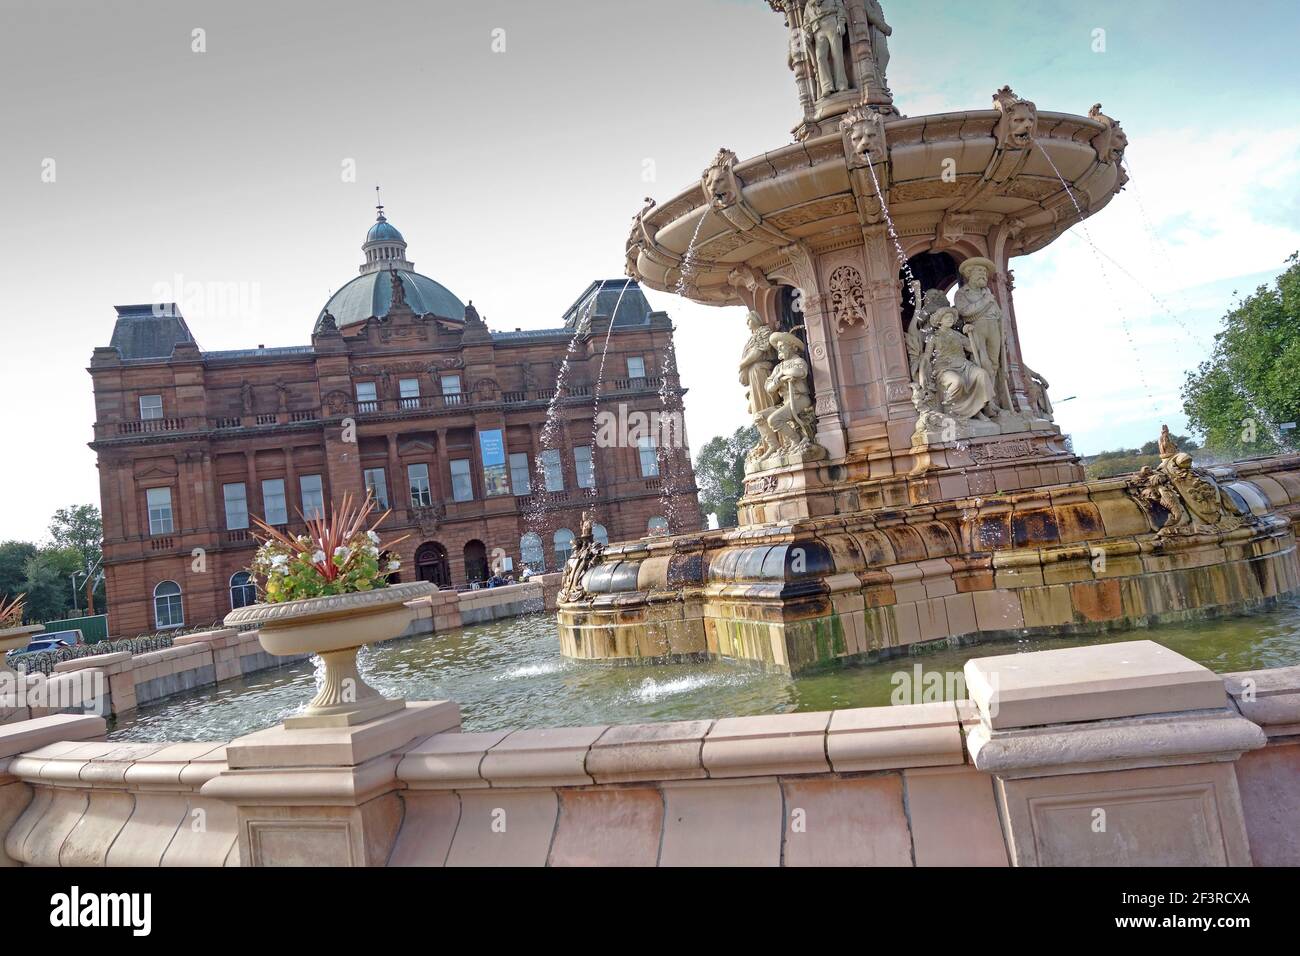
[316,195,466,331]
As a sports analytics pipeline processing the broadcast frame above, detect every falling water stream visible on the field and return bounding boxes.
[1038,142,1286,450]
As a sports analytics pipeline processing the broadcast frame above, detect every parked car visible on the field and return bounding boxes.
[15,629,84,657]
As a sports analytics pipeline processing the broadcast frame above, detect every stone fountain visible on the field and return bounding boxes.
[557,0,1300,673]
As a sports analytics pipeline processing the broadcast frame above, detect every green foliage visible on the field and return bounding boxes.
[0,505,108,624]
[1182,254,1300,458]
[20,546,82,623]
[250,492,402,602]
[49,504,103,571]
[695,425,760,528]
[0,541,38,605]
[1083,434,1200,481]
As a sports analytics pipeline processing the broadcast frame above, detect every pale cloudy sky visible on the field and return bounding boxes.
[1,0,1297,543]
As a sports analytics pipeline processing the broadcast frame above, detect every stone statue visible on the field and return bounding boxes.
[558,510,605,603]
[842,105,886,168]
[864,0,892,91]
[905,284,951,383]
[1088,103,1128,165]
[992,86,1037,149]
[702,147,742,209]
[239,381,254,415]
[1022,364,1053,418]
[802,0,850,99]
[275,379,290,412]
[1128,427,1252,536]
[954,257,1011,412]
[763,332,818,453]
[739,311,779,460]
[924,309,997,421]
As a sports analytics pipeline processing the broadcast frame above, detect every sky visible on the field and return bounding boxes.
[1,0,1298,543]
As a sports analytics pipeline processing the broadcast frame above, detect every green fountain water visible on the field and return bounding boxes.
[107,597,1300,742]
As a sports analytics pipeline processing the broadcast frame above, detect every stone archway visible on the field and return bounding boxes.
[899,251,959,328]
[415,542,450,588]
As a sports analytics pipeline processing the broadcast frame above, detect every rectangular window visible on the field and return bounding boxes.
[399,378,420,409]
[261,478,288,525]
[364,468,389,509]
[408,464,432,507]
[451,459,474,502]
[627,356,646,380]
[441,374,463,406]
[222,482,248,530]
[139,394,163,420]
[300,474,324,520]
[542,449,564,492]
[146,487,174,536]
[509,453,531,496]
[574,446,594,489]
[478,429,509,497]
[638,436,660,478]
[355,382,378,412]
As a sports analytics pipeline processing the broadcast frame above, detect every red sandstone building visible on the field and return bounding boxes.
[89,207,700,637]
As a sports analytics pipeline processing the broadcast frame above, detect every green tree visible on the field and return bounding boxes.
[21,546,82,623]
[50,504,102,572]
[49,504,105,613]
[1182,254,1300,457]
[0,540,38,604]
[694,425,759,528]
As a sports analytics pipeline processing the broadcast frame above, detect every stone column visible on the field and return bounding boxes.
[385,433,401,510]
[244,451,260,520]
[283,446,298,523]
[434,428,449,502]
[201,702,459,866]
[964,640,1265,866]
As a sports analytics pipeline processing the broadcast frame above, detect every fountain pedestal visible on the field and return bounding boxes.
[202,701,460,866]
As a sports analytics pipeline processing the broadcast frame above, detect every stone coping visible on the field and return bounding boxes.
[397,701,967,789]
[964,640,1228,731]
[3,663,1295,798]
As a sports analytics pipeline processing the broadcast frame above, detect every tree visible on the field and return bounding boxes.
[0,541,38,604]
[20,546,82,623]
[1182,254,1300,458]
[694,426,759,528]
[50,504,102,571]
[49,504,105,613]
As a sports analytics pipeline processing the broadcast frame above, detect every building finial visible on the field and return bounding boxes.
[375,185,386,221]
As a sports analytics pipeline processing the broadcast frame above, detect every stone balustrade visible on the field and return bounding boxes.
[0,585,532,725]
[2,640,1296,867]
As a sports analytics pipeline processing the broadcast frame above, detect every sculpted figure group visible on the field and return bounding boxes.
[739,312,821,466]
[1128,427,1252,537]
[557,511,605,603]
[907,257,1033,439]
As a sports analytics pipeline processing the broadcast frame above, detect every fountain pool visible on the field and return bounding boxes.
[107,597,1300,742]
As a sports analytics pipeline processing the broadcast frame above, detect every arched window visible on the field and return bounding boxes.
[229,571,257,610]
[592,523,609,545]
[153,581,184,629]
[520,533,545,573]
[554,528,575,565]
[647,516,669,536]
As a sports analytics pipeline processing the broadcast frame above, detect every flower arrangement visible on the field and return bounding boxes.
[249,492,408,604]
[0,594,25,629]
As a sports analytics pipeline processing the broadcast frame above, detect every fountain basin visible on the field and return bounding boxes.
[627,110,1124,306]
[559,457,1300,673]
